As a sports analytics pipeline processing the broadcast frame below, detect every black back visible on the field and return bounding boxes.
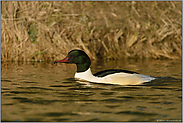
[93,69,138,77]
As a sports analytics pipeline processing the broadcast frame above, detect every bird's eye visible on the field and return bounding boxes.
[72,56,75,59]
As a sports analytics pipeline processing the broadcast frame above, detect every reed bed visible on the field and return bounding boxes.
[1,1,182,62]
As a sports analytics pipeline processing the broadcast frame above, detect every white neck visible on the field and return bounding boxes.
[74,68,100,82]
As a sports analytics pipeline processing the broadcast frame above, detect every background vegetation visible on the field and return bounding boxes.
[1,1,182,62]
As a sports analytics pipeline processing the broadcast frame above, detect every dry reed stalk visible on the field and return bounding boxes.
[1,1,182,62]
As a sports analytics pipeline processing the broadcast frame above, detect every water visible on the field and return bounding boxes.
[1,59,182,122]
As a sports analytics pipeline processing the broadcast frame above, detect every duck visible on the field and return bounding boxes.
[54,49,156,85]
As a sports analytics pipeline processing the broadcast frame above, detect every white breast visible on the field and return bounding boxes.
[74,68,155,85]
[74,68,101,82]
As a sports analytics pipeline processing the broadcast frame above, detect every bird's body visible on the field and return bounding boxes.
[54,49,155,85]
[75,68,155,85]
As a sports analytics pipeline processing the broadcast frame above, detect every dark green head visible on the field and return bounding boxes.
[54,49,91,72]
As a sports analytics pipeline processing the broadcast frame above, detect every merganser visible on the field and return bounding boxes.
[54,49,156,85]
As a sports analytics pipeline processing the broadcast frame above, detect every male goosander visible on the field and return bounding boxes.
[54,49,156,85]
